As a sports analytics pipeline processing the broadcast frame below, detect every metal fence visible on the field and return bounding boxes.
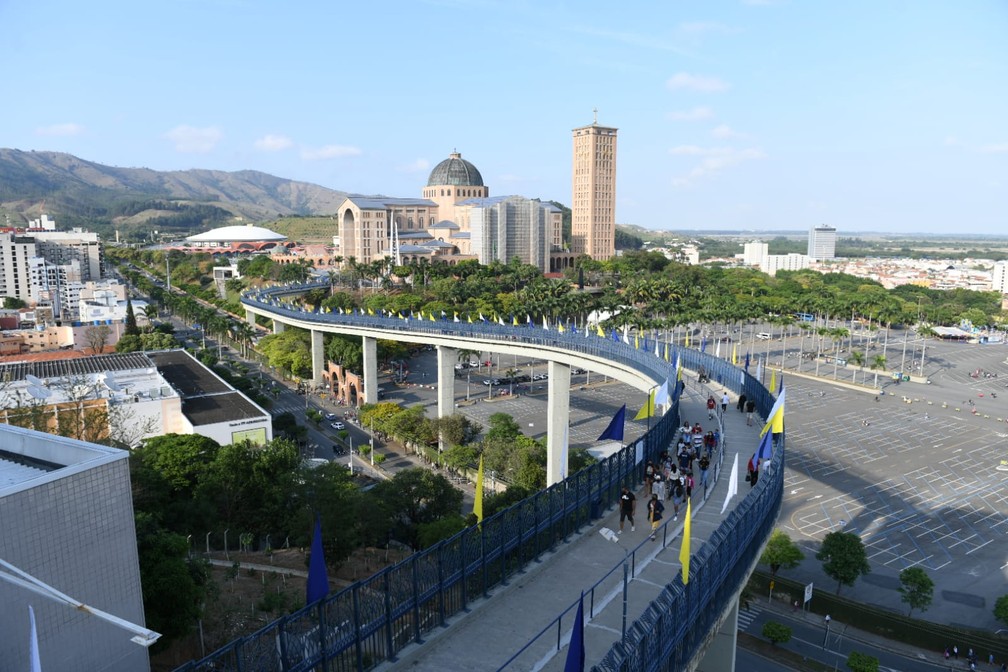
[173,285,781,672]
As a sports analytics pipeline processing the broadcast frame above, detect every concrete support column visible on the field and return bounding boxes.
[695,595,739,672]
[311,330,325,386]
[362,336,378,404]
[546,360,571,486]
[272,320,285,334]
[436,346,458,451]
[245,309,256,326]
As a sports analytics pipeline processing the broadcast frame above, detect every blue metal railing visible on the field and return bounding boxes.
[173,283,781,672]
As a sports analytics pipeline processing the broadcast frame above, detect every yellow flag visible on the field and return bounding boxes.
[685,332,691,347]
[467,315,473,323]
[596,324,605,338]
[769,369,777,396]
[513,316,519,326]
[633,389,655,420]
[367,307,374,316]
[634,333,640,349]
[760,387,786,437]
[732,343,738,366]
[679,498,691,584]
[664,343,670,362]
[558,322,565,334]
[473,456,484,525]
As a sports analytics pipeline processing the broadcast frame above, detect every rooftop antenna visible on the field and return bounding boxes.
[593,107,598,125]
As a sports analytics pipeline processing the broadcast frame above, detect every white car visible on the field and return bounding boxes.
[331,421,345,430]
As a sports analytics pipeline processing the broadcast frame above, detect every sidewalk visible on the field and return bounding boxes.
[750,596,972,670]
[383,379,764,672]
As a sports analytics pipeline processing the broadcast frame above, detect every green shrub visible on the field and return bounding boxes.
[761,621,792,645]
[846,650,879,672]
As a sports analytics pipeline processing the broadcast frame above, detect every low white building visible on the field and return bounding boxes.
[0,350,272,447]
[761,253,810,276]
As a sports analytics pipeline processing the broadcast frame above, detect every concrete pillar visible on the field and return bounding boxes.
[272,320,285,334]
[546,360,571,486]
[695,595,739,672]
[362,336,377,404]
[311,330,325,385]
[436,345,458,451]
[245,308,256,326]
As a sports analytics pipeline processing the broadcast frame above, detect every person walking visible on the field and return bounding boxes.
[671,478,685,521]
[619,486,636,534]
[647,494,665,541]
[721,391,730,415]
[706,395,716,420]
[737,393,747,412]
[745,398,756,426]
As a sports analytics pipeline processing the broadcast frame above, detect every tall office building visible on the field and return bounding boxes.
[571,114,617,261]
[993,261,1008,294]
[807,225,837,261]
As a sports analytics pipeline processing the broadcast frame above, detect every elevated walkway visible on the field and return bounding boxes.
[385,381,763,671]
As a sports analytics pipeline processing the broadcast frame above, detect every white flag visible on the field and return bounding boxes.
[29,605,42,672]
[720,453,739,515]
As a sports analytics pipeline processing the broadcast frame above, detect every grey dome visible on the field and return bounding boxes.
[426,151,484,187]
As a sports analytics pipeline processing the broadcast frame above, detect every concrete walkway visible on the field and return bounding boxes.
[384,380,765,672]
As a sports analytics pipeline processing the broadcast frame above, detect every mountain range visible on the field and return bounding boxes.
[0,148,348,240]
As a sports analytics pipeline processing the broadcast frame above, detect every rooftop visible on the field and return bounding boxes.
[0,424,127,497]
[427,151,484,187]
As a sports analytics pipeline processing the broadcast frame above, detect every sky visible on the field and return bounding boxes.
[2,0,1006,235]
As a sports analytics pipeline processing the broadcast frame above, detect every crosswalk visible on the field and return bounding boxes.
[737,604,763,632]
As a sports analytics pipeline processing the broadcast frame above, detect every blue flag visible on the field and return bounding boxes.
[597,404,626,442]
[744,351,751,372]
[755,426,773,463]
[611,329,620,343]
[564,594,585,672]
[700,337,707,353]
[306,518,329,605]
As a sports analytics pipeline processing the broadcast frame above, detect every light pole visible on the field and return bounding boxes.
[822,614,831,649]
[599,528,629,646]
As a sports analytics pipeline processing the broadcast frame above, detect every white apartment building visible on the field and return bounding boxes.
[808,225,837,261]
[992,261,1008,294]
[761,253,810,276]
[743,240,768,267]
[468,196,558,272]
[32,228,104,281]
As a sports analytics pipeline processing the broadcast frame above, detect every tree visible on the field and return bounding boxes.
[370,468,463,550]
[898,567,934,617]
[3,296,26,309]
[85,325,112,354]
[135,512,210,648]
[761,621,792,646]
[993,594,1008,628]
[816,531,870,595]
[846,651,879,672]
[125,296,140,336]
[760,529,805,578]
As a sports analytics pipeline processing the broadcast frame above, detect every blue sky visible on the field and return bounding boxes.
[2,0,1006,235]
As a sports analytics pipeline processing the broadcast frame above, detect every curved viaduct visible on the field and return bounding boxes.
[179,283,785,672]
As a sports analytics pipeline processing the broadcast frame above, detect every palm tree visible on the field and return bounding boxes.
[916,325,936,378]
[870,354,887,388]
[142,304,158,332]
[848,350,865,384]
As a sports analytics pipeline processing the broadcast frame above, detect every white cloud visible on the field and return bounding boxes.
[667,106,714,121]
[165,125,222,153]
[300,145,362,160]
[666,72,729,93]
[979,142,1008,154]
[397,158,430,173]
[669,145,766,186]
[35,123,84,137]
[711,124,744,139]
[254,134,293,152]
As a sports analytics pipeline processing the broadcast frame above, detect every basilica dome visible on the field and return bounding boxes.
[426,151,484,187]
